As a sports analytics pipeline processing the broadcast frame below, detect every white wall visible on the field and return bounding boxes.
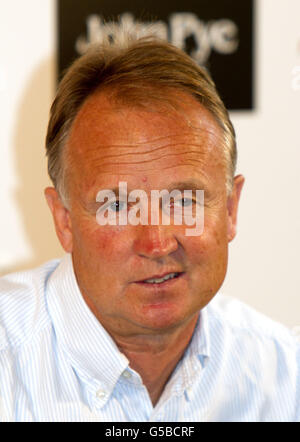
[222,0,300,327]
[0,0,61,272]
[0,0,299,327]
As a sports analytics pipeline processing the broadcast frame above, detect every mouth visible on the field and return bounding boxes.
[136,272,184,285]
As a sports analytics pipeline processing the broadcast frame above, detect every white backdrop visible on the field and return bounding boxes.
[0,0,299,327]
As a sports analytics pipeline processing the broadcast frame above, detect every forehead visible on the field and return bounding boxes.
[66,90,226,192]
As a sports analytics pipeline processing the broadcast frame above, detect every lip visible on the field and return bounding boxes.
[135,271,185,285]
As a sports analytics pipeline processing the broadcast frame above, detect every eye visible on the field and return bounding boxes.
[173,198,194,208]
[109,200,127,212]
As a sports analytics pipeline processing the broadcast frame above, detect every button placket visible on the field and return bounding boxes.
[155,413,163,422]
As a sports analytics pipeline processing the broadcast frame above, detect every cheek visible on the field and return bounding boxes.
[186,215,229,272]
[73,218,132,263]
[206,224,229,284]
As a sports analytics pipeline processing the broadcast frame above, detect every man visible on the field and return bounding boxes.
[0,30,299,422]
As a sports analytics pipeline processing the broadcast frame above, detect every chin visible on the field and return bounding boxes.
[133,301,196,333]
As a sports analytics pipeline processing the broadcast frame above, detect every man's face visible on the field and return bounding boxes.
[46,91,244,338]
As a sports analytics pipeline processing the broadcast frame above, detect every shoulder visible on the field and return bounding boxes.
[0,259,61,350]
[203,295,300,421]
[206,293,300,353]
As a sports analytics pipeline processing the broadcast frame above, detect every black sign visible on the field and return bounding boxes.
[57,0,254,110]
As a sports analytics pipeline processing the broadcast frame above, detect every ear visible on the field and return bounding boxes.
[44,187,73,253]
[227,175,245,242]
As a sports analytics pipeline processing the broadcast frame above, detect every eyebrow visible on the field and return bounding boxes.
[164,181,206,192]
[106,181,206,195]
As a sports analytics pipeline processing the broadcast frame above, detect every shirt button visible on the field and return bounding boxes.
[96,389,107,399]
[122,370,132,379]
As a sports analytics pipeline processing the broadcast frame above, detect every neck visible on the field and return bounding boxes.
[112,315,199,406]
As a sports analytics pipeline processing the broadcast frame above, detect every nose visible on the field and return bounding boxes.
[133,224,179,259]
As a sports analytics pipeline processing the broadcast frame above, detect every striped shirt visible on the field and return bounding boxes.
[0,254,299,422]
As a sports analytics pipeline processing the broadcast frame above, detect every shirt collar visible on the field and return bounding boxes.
[46,254,129,395]
[188,303,211,362]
